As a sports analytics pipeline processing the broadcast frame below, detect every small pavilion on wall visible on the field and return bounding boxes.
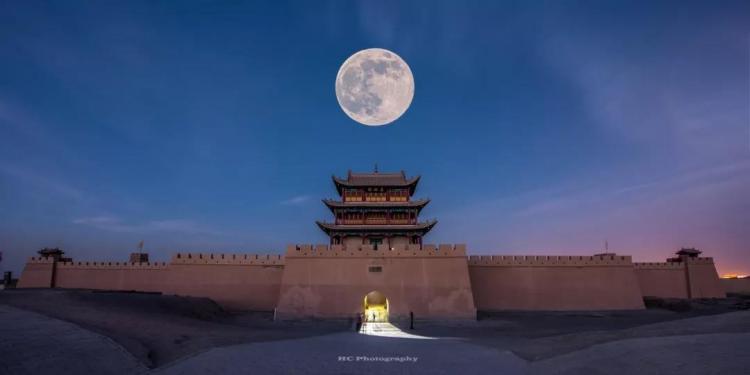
[316,169,437,249]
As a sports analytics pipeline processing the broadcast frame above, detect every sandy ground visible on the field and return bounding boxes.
[400,304,750,361]
[1,289,749,374]
[529,332,750,375]
[0,304,147,375]
[0,289,348,368]
[156,324,528,375]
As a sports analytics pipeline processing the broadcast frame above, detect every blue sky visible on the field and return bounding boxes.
[1,1,749,275]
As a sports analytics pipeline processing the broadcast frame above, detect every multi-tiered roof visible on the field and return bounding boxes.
[316,170,436,246]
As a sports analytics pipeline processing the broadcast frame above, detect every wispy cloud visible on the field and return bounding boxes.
[542,29,747,159]
[280,195,310,206]
[0,162,84,201]
[0,97,47,137]
[513,160,750,218]
[0,98,91,203]
[435,160,750,264]
[72,215,223,236]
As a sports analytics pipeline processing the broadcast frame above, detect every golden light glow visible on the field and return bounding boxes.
[358,290,436,340]
[364,305,388,322]
[363,291,389,323]
[359,322,437,340]
[721,274,748,279]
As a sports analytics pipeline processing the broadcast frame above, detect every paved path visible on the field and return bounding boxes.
[0,305,147,375]
[155,320,750,375]
[156,323,527,375]
[4,305,749,375]
[359,322,437,339]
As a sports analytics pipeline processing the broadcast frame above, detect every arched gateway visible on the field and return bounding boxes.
[363,290,389,322]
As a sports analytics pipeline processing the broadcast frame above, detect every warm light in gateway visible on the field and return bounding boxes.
[363,291,389,323]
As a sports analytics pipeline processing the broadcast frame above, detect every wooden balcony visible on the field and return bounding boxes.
[336,219,415,225]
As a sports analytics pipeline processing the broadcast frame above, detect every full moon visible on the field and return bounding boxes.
[335,48,414,126]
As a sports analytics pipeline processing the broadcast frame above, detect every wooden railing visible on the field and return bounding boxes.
[336,219,415,225]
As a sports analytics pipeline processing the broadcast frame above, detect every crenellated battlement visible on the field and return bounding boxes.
[285,243,467,257]
[170,252,284,265]
[634,257,715,269]
[57,261,169,270]
[634,262,685,269]
[27,257,55,264]
[467,254,634,267]
[685,257,715,265]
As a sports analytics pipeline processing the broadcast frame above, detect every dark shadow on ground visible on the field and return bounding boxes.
[0,289,348,368]
[390,296,750,361]
[3,289,750,369]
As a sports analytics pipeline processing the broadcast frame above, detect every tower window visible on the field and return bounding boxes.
[369,238,383,250]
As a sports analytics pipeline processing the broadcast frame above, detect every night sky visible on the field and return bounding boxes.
[1,1,748,276]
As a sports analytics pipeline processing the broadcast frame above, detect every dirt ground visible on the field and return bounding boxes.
[0,289,348,368]
[396,298,750,361]
[2,289,749,371]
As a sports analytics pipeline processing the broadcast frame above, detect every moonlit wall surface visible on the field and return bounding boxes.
[0,1,748,276]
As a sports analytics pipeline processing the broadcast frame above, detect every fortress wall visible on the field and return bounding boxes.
[16,248,731,316]
[54,261,169,292]
[468,255,645,311]
[633,258,725,299]
[16,257,54,288]
[161,253,284,311]
[685,257,725,298]
[276,244,476,319]
[633,262,688,298]
[722,278,750,294]
[18,253,285,312]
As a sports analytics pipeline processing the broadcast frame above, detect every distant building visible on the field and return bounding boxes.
[675,247,702,258]
[37,247,72,262]
[667,247,703,263]
[129,253,149,263]
[1,271,15,289]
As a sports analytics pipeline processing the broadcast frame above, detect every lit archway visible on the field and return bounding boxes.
[363,290,389,322]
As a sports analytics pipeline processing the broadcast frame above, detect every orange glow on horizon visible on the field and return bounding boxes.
[721,274,749,279]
